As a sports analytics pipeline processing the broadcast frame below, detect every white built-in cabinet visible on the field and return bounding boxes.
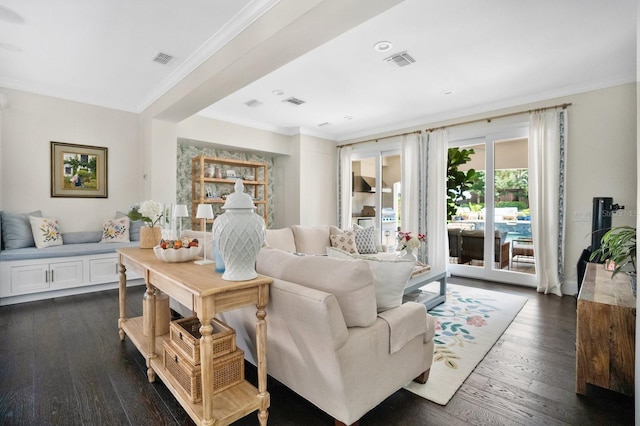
[0,252,142,305]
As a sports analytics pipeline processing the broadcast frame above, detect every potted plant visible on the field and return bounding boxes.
[590,225,636,296]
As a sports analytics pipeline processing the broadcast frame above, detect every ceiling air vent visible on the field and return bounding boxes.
[282,97,306,106]
[318,122,331,127]
[384,51,416,68]
[152,52,174,65]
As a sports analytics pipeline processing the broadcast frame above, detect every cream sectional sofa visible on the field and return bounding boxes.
[220,225,435,426]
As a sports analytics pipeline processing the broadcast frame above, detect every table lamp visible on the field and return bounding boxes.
[194,204,214,265]
[173,204,189,238]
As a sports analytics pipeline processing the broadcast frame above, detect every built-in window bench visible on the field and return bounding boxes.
[0,236,143,306]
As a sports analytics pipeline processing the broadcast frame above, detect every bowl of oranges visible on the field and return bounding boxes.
[153,238,200,262]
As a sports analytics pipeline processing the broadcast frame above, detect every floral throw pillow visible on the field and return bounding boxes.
[329,230,359,254]
[100,217,130,243]
[29,216,63,248]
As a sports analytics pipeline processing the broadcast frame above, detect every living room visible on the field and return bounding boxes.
[0,1,638,425]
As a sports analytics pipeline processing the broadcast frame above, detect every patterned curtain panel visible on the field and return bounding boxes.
[528,109,567,296]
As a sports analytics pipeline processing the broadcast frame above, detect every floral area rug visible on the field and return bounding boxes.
[403,282,527,405]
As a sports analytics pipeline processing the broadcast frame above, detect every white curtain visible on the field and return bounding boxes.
[426,130,448,274]
[529,110,567,296]
[337,146,353,229]
[401,133,421,234]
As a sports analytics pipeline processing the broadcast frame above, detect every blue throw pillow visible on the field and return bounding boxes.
[1,210,42,249]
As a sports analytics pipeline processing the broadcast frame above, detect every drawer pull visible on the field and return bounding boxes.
[174,355,178,363]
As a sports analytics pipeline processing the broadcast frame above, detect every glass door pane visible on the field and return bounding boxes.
[493,138,536,275]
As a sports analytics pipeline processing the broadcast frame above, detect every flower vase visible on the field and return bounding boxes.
[401,247,417,262]
[139,226,162,248]
[213,180,265,281]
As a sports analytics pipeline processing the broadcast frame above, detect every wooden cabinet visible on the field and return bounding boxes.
[576,262,635,396]
[191,156,268,230]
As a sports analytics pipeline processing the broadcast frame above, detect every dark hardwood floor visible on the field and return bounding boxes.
[0,277,634,425]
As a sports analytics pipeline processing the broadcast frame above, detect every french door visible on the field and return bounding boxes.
[447,128,536,287]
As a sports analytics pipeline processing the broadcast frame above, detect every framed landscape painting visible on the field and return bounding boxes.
[50,141,108,198]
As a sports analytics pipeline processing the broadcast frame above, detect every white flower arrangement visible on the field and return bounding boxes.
[397,231,426,250]
[128,200,164,227]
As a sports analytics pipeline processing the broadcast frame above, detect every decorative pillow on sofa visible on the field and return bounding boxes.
[327,247,415,313]
[29,216,63,248]
[329,230,359,254]
[353,223,383,252]
[353,225,378,254]
[100,217,130,243]
[1,210,42,249]
[257,246,377,327]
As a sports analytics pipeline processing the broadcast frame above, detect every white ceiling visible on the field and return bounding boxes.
[0,0,636,142]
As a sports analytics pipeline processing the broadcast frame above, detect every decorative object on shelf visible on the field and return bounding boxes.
[143,289,170,336]
[397,231,426,261]
[173,204,189,238]
[128,200,164,248]
[206,165,215,178]
[213,179,265,281]
[215,167,222,179]
[194,204,214,265]
[225,169,236,178]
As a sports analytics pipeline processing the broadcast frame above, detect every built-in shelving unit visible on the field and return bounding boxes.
[191,156,268,230]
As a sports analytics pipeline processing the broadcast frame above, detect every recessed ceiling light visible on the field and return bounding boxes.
[318,122,331,127]
[373,41,393,52]
[344,116,353,120]
[244,99,263,108]
[272,89,284,96]
[441,89,454,95]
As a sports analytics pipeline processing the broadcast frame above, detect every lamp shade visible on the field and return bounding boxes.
[173,204,189,218]
[195,204,214,219]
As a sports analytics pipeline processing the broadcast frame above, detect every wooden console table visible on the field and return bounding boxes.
[117,247,272,425]
[576,262,635,396]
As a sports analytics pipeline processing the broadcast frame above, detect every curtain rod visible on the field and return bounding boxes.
[336,130,422,149]
[425,102,572,133]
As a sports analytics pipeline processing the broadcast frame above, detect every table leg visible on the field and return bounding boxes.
[199,315,215,426]
[256,287,269,426]
[144,284,157,383]
[118,260,127,341]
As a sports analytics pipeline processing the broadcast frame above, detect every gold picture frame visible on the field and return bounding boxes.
[50,141,108,198]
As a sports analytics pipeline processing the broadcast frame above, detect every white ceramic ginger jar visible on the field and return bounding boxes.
[212,179,265,281]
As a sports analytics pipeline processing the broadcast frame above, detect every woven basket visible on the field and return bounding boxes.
[169,317,236,365]
[163,341,244,403]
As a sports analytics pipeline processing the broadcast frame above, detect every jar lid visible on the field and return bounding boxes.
[222,179,256,210]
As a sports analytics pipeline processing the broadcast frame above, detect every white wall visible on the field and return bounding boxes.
[0,88,141,232]
[299,134,337,226]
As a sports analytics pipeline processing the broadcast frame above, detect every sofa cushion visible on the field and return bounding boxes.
[327,247,415,313]
[100,217,130,243]
[329,230,359,254]
[29,216,63,249]
[61,231,102,244]
[354,226,378,254]
[257,246,377,327]
[2,210,42,249]
[291,225,330,255]
[264,228,296,252]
